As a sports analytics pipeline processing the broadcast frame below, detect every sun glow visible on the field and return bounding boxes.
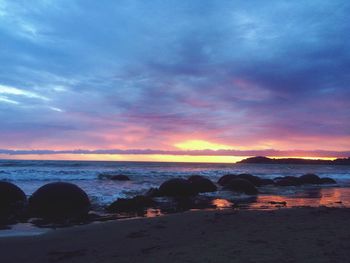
[174,140,233,151]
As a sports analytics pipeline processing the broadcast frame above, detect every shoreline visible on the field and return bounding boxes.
[2,184,350,235]
[1,207,350,262]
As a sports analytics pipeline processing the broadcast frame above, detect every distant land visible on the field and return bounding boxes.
[238,156,350,165]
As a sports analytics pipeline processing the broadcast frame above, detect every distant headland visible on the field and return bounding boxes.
[237,156,350,165]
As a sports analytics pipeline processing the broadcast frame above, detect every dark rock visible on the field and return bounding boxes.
[188,175,205,182]
[273,176,283,180]
[218,173,269,187]
[145,187,162,197]
[107,196,155,213]
[98,174,130,181]
[29,182,90,220]
[260,179,275,185]
[320,177,337,184]
[237,174,263,186]
[217,174,238,186]
[156,196,192,213]
[0,181,27,221]
[188,176,217,193]
[223,178,258,195]
[159,178,197,197]
[274,176,301,186]
[176,196,214,210]
[110,175,130,181]
[157,195,215,213]
[299,174,322,184]
[190,196,215,209]
[173,197,195,210]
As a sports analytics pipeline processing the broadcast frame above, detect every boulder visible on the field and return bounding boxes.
[174,196,214,210]
[274,176,301,186]
[188,176,217,193]
[217,174,238,186]
[320,177,337,184]
[260,179,275,185]
[0,181,27,220]
[145,187,162,197]
[188,175,205,182]
[29,182,90,220]
[237,174,263,187]
[299,174,322,185]
[159,178,197,197]
[223,178,258,195]
[107,196,155,213]
[110,175,130,181]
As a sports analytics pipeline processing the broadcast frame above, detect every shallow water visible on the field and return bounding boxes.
[0,223,49,238]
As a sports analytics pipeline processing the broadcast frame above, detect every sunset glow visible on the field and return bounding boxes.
[174,140,234,151]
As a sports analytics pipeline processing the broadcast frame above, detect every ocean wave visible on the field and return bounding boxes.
[1,161,350,208]
[0,170,97,181]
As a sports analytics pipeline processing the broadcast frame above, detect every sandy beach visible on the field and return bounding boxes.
[1,207,350,263]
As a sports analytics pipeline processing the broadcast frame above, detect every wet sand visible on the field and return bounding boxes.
[1,207,350,263]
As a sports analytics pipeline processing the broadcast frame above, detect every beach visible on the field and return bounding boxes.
[1,207,350,263]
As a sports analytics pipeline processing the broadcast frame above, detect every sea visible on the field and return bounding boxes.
[1,159,350,210]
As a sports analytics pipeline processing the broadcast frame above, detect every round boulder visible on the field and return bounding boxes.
[110,175,130,181]
[188,176,217,193]
[0,181,27,219]
[29,182,90,220]
[188,175,205,182]
[260,179,275,186]
[145,187,162,197]
[159,178,197,197]
[299,174,321,185]
[237,174,263,187]
[98,174,130,181]
[218,174,238,186]
[223,178,258,195]
[274,176,301,186]
[107,196,155,213]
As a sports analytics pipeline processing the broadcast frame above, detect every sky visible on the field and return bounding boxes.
[0,0,349,162]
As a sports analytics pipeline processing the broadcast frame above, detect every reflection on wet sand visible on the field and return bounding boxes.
[137,187,350,218]
[145,208,163,218]
[212,199,233,209]
[248,187,350,210]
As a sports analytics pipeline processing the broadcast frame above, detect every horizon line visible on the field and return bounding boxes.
[1,148,350,158]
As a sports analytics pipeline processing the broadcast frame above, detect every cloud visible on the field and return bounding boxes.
[0,96,19,104]
[0,0,349,153]
[0,84,48,100]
